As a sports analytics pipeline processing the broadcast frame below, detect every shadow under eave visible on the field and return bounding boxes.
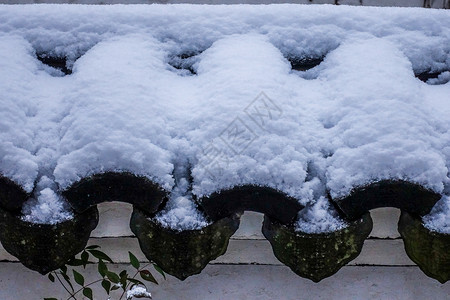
[197,185,304,225]
[331,180,441,221]
[62,171,168,215]
[0,175,30,213]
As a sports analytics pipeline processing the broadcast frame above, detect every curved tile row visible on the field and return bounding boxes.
[0,173,448,283]
[2,34,450,213]
[331,179,441,220]
[198,185,304,225]
[62,172,168,215]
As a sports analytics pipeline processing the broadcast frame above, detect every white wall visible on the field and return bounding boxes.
[0,0,449,8]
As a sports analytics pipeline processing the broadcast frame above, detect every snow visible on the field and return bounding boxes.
[21,176,73,224]
[423,195,450,234]
[320,38,448,199]
[295,196,347,234]
[53,35,175,191]
[126,285,152,300]
[0,36,39,193]
[155,158,209,231]
[0,5,448,232]
[427,71,450,85]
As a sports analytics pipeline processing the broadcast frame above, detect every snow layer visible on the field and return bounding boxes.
[53,35,175,191]
[189,34,322,203]
[296,196,347,234]
[423,196,450,234]
[126,285,152,300]
[0,36,39,193]
[0,5,449,231]
[21,176,73,224]
[320,38,448,199]
[155,159,209,231]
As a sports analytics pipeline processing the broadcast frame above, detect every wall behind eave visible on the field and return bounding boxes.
[0,0,449,9]
[1,204,450,299]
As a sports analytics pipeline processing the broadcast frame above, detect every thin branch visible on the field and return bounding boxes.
[54,272,76,300]
[65,279,104,300]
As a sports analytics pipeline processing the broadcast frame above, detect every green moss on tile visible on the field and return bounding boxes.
[263,213,372,282]
[0,206,98,274]
[131,207,240,280]
[398,211,449,283]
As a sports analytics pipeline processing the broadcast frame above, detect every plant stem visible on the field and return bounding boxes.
[65,278,104,300]
[54,272,76,300]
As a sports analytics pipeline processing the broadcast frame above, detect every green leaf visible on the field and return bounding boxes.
[140,270,158,285]
[119,270,128,291]
[101,279,111,295]
[60,265,67,274]
[85,245,100,250]
[81,251,89,268]
[73,270,84,286]
[111,285,120,291]
[47,273,55,283]
[98,259,108,277]
[88,249,113,263]
[127,278,145,287]
[106,271,120,284]
[154,264,166,280]
[67,258,84,267]
[82,287,93,300]
[60,272,74,292]
[129,251,140,269]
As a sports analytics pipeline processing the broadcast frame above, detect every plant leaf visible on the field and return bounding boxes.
[48,273,55,283]
[129,251,140,269]
[106,271,120,284]
[81,251,89,268]
[73,270,84,286]
[127,278,145,287]
[85,245,100,250]
[60,265,67,274]
[82,287,93,300]
[154,264,166,280]
[98,259,108,277]
[119,270,128,291]
[88,249,113,263]
[140,270,158,285]
[111,285,120,291]
[101,279,111,295]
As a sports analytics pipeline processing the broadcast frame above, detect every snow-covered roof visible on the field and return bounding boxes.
[0,3,449,283]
